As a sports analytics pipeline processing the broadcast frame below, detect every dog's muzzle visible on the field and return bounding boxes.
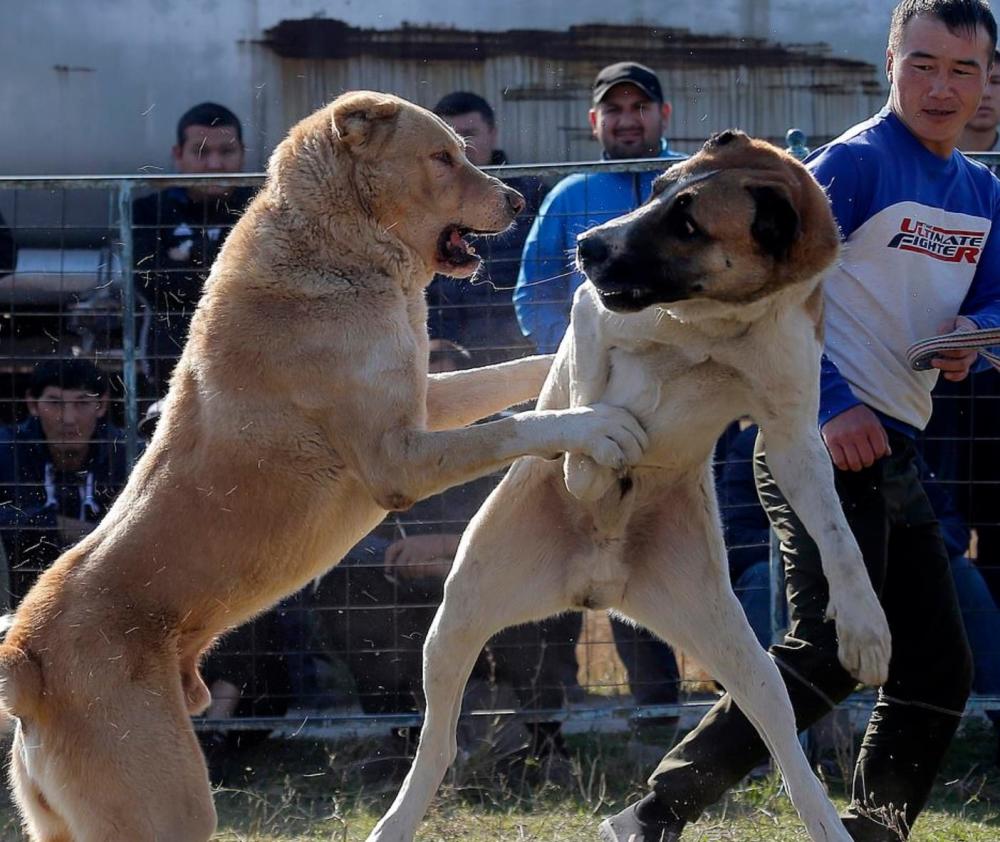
[578,236,688,312]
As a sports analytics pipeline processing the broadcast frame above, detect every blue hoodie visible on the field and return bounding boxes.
[513,142,685,353]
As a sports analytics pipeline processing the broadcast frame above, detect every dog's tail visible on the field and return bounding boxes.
[0,617,43,720]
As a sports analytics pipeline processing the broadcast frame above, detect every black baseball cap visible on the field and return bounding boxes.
[592,62,664,105]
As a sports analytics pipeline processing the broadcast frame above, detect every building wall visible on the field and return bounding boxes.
[1,0,893,177]
[274,37,883,165]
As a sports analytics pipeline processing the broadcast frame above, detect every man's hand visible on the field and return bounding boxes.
[385,533,461,580]
[821,404,891,472]
[930,315,979,382]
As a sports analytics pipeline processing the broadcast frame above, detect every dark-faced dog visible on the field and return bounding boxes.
[368,132,891,842]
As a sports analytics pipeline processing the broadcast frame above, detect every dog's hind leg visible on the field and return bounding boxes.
[13,684,217,842]
[619,509,852,842]
[368,463,575,842]
[10,728,73,842]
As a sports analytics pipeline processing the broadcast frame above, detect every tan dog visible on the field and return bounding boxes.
[0,92,647,842]
[369,132,892,842]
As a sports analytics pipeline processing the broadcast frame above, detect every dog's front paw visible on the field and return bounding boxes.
[827,585,891,687]
[564,453,617,501]
[564,403,648,471]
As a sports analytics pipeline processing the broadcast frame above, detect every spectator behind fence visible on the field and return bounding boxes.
[0,359,135,608]
[923,49,1000,609]
[960,49,1000,154]
[603,4,1000,841]
[132,102,255,396]
[311,340,582,782]
[426,91,545,363]
[513,61,684,355]
[512,61,684,739]
[0,208,14,277]
[714,424,776,649]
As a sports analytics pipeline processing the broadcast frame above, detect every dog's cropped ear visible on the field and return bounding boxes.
[747,184,800,261]
[702,129,751,151]
[332,92,400,150]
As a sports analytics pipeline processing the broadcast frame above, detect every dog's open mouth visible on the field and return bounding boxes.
[437,225,480,270]
[594,283,661,312]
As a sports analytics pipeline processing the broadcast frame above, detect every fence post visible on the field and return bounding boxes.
[117,181,139,467]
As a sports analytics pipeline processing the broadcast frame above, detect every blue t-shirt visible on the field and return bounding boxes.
[808,106,1000,434]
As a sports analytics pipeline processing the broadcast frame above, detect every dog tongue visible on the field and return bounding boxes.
[449,229,466,250]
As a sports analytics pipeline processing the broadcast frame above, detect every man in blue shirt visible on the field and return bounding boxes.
[513,62,685,355]
[601,3,1000,841]
[514,63,686,737]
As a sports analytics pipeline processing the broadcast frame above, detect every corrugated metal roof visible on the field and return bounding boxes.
[265,20,885,162]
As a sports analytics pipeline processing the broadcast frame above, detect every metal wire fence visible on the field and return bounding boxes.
[0,156,998,752]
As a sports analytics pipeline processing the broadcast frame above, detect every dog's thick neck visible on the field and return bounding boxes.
[660,272,823,336]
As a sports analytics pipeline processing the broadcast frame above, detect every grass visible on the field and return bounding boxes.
[1,719,998,840]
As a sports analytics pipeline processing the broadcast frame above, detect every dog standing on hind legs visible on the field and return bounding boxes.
[368,131,892,842]
[0,91,649,842]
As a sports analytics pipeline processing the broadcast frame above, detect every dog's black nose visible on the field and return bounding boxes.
[577,235,609,266]
[505,189,526,216]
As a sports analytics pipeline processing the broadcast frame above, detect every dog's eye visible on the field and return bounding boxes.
[432,150,454,167]
[672,214,701,241]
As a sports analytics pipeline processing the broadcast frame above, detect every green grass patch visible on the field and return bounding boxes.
[1,719,998,840]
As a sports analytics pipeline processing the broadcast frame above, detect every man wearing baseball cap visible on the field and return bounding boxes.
[514,61,682,354]
[513,60,684,751]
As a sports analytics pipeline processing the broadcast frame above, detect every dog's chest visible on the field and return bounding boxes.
[603,343,749,468]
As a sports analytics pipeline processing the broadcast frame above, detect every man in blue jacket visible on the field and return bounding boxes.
[0,359,135,607]
[515,61,686,744]
[601,2,1000,840]
[513,62,686,355]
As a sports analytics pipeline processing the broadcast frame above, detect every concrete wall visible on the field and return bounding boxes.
[1,0,895,176]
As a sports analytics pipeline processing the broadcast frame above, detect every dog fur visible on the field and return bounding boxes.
[0,91,649,842]
[368,131,892,842]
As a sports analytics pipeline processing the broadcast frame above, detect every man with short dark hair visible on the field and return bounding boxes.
[0,359,135,607]
[428,91,545,362]
[132,102,255,394]
[960,49,1000,151]
[433,91,501,168]
[602,3,1000,840]
[513,62,683,354]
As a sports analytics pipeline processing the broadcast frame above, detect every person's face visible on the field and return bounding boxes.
[172,124,245,199]
[887,14,993,157]
[28,386,107,453]
[967,64,1000,132]
[589,83,671,159]
[440,111,497,167]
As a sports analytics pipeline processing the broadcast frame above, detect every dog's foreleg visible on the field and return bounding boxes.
[564,285,618,501]
[621,531,852,842]
[363,403,647,511]
[757,419,890,687]
[426,355,554,431]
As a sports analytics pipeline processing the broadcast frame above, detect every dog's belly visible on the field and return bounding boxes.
[564,539,632,611]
